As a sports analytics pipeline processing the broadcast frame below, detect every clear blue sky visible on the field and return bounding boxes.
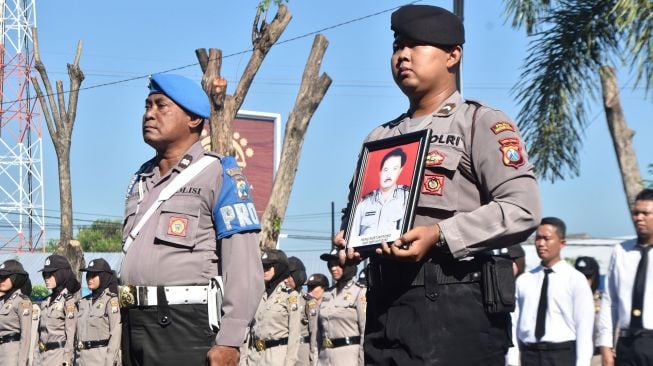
[34,0,652,254]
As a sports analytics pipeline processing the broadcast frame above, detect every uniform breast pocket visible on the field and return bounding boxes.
[155,198,200,249]
[419,147,463,212]
[359,211,378,233]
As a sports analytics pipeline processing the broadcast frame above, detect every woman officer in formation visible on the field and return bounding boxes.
[75,259,121,366]
[286,256,312,366]
[247,249,301,366]
[0,260,33,366]
[36,254,81,366]
[316,250,366,366]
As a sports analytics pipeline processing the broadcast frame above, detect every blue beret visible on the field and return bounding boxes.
[148,74,210,119]
[391,5,465,46]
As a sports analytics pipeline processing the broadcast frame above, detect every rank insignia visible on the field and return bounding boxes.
[498,138,525,168]
[344,293,352,301]
[491,121,516,135]
[422,174,445,196]
[425,150,446,167]
[96,302,104,309]
[178,154,193,169]
[437,103,456,114]
[3,303,11,311]
[167,217,188,237]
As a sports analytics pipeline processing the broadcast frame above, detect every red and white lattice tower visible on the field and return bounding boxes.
[0,0,44,252]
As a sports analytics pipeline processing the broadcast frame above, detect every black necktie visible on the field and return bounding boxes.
[535,268,553,340]
[630,245,651,329]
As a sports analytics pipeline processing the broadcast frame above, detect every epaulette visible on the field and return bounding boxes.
[282,287,295,294]
[203,150,222,159]
[382,113,408,128]
[355,282,366,288]
[107,291,118,298]
[82,294,93,300]
[302,293,314,301]
[63,292,75,300]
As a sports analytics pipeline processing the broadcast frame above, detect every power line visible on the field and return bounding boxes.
[3,1,421,107]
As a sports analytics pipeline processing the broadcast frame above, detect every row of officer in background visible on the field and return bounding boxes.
[241,248,366,366]
[505,191,653,366]
[0,254,120,366]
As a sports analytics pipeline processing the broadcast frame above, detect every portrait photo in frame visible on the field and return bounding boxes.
[344,129,431,255]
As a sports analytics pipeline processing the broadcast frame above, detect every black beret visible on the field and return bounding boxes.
[391,5,465,46]
[80,258,113,273]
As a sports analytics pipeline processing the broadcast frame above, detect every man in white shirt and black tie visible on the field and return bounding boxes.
[599,189,653,366]
[515,217,595,366]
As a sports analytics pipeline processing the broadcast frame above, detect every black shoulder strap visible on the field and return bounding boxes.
[465,101,489,205]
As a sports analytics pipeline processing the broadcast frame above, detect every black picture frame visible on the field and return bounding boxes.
[344,129,431,255]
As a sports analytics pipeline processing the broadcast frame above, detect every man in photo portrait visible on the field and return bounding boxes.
[349,147,410,247]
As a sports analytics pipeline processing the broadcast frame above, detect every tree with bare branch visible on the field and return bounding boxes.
[196,4,332,249]
[30,27,85,275]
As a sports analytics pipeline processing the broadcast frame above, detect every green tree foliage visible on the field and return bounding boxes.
[30,284,50,302]
[503,0,652,181]
[76,219,123,252]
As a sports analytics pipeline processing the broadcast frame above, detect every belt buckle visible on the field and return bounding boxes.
[119,285,136,308]
[255,339,266,351]
[38,341,46,352]
[323,338,334,348]
[77,340,84,350]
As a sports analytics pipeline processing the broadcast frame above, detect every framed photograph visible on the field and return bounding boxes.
[344,129,431,254]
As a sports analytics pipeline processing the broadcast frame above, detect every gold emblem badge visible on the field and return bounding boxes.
[422,174,445,196]
[633,309,642,317]
[38,341,46,352]
[323,338,334,348]
[425,150,446,167]
[255,339,266,351]
[167,217,188,237]
[119,286,136,308]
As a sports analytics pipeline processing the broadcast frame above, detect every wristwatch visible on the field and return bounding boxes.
[435,226,447,249]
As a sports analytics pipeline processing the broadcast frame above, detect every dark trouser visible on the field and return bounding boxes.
[364,259,511,366]
[616,335,653,366]
[121,304,216,366]
[520,341,576,366]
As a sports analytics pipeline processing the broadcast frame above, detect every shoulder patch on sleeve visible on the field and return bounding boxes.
[498,138,525,169]
[214,156,261,239]
[110,298,119,313]
[66,303,76,319]
[288,294,298,311]
[490,121,516,135]
[21,300,31,316]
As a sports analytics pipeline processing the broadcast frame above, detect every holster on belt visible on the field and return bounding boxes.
[481,255,515,314]
[208,276,224,332]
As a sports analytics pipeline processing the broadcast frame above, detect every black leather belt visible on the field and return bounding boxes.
[367,257,484,289]
[299,335,310,344]
[39,340,66,352]
[253,337,289,351]
[619,329,653,339]
[322,336,361,349]
[520,340,575,351]
[76,339,110,350]
[0,333,20,344]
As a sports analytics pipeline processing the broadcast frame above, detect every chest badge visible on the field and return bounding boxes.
[167,217,188,237]
[422,174,445,196]
[425,150,446,167]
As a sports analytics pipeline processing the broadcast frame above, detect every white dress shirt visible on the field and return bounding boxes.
[515,260,595,366]
[598,239,653,348]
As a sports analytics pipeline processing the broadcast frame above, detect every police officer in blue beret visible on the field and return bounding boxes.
[120,74,264,366]
[335,4,541,365]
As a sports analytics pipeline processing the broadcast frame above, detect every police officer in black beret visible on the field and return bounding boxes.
[335,4,541,365]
